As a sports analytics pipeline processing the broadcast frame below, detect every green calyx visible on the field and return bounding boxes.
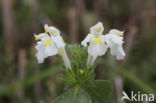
[62,66,95,87]
[60,44,95,87]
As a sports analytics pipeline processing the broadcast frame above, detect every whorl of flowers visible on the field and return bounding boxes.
[34,22,125,68]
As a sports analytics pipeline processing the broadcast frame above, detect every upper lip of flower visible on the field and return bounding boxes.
[90,22,104,35]
[49,31,54,35]
[45,29,54,35]
[44,24,55,35]
[34,33,50,41]
[95,27,102,33]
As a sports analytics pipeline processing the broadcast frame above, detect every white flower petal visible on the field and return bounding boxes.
[35,41,47,63]
[47,26,60,36]
[45,45,58,56]
[88,43,98,56]
[116,46,125,60]
[109,44,125,60]
[44,24,48,29]
[34,33,49,40]
[88,42,107,56]
[99,43,108,56]
[111,36,123,45]
[90,22,104,35]
[87,35,108,57]
[81,34,94,46]
[109,29,124,36]
[53,36,65,49]
[110,45,117,56]
[36,51,47,63]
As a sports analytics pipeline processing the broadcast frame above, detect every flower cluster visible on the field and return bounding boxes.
[81,22,125,66]
[34,24,71,68]
[34,22,125,68]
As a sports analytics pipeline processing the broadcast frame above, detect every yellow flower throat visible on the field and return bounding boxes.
[45,40,52,46]
[94,37,102,45]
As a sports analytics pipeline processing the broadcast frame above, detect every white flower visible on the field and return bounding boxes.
[44,24,60,36]
[35,33,58,63]
[34,25,71,68]
[105,29,125,60]
[81,22,108,66]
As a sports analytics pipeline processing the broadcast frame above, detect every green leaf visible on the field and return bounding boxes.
[85,80,113,103]
[52,87,92,103]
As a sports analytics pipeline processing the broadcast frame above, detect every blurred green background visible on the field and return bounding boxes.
[0,0,156,103]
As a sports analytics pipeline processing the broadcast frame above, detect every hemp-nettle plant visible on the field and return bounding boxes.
[34,22,126,103]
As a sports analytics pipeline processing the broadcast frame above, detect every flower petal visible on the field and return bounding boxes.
[110,45,125,60]
[116,46,125,60]
[53,36,65,49]
[90,22,104,35]
[45,44,58,56]
[81,34,94,46]
[35,41,47,63]
[88,42,107,56]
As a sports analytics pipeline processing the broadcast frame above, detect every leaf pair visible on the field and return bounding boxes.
[53,87,92,103]
[52,80,113,103]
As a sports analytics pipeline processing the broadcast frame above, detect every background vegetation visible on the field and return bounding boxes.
[0,0,156,103]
